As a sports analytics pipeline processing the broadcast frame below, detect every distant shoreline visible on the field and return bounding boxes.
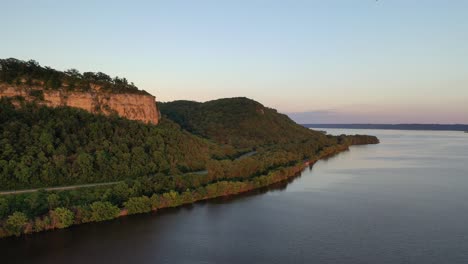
[302,124,468,132]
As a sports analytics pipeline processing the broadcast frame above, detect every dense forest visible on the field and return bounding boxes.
[0,58,147,94]
[0,79,378,238]
[0,98,233,190]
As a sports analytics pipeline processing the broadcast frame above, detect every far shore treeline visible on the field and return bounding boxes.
[303,124,468,132]
[0,60,379,238]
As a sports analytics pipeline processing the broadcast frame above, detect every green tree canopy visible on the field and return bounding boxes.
[5,212,28,236]
[50,207,74,229]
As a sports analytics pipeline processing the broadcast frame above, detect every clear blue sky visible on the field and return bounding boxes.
[2,0,467,123]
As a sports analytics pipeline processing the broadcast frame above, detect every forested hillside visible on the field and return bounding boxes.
[0,98,231,190]
[159,97,329,149]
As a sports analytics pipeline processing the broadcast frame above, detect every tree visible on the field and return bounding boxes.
[150,194,161,210]
[47,193,61,210]
[50,207,74,229]
[73,152,94,180]
[33,216,51,232]
[110,182,132,205]
[161,191,181,207]
[124,196,151,215]
[27,59,40,68]
[65,69,81,78]
[25,190,48,217]
[89,201,120,222]
[5,212,28,236]
[95,72,112,82]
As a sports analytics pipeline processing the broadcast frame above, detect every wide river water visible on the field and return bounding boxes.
[2,129,468,264]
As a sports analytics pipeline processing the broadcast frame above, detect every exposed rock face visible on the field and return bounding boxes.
[0,84,159,125]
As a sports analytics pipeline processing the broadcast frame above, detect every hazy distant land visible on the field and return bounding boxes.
[303,124,468,132]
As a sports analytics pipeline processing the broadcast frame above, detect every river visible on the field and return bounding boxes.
[2,129,468,264]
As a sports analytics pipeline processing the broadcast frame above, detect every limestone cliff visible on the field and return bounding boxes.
[0,83,159,125]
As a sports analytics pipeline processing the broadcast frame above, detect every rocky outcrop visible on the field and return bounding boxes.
[0,84,159,125]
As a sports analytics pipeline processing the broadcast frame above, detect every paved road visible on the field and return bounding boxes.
[0,170,208,195]
[0,181,121,196]
[0,152,259,196]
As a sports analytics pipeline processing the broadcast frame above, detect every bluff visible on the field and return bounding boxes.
[0,83,159,124]
[0,58,159,124]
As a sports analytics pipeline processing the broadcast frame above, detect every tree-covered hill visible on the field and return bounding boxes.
[0,98,231,190]
[159,97,330,150]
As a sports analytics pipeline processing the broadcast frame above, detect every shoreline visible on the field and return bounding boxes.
[0,142,371,239]
[120,144,351,216]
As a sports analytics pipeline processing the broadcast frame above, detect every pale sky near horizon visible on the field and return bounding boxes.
[1,0,467,124]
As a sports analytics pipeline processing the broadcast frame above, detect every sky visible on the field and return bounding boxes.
[1,0,467,124]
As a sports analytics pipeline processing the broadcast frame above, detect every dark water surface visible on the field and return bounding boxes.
[2,129,468,264]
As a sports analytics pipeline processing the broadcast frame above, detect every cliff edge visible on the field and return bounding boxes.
[0,83,159,125]
[0,58,159,124]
